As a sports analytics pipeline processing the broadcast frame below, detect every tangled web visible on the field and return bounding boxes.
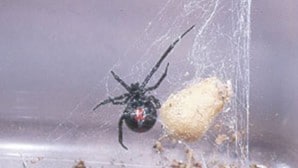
[46,0,251,167]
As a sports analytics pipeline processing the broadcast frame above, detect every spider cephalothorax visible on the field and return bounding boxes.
[93,25,195,149]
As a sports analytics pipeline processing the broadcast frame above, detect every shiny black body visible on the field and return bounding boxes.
[124,100,157,132]
[93,25,195,149]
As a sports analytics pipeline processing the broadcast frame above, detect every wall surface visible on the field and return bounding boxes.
[0,0,297,167]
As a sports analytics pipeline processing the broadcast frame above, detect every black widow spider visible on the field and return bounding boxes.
[93,25,195,150]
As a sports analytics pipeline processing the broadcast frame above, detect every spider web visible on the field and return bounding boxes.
[42,0,251,167]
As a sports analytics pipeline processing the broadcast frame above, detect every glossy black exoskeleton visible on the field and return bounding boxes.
[93,25,195,149]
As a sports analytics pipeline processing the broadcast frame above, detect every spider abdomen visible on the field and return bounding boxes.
[124,101,157,133]
[92,25,195,149]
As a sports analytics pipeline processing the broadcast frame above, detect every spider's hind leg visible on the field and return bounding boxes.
[118,114,128,150]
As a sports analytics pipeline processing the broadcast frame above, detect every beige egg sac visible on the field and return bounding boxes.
[160,77,232,141]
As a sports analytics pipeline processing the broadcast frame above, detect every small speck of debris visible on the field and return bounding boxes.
[250,164,268,168]
[73,160,86,168]
[213,124,222,132]
[153,140,164,153]
[215,134,229,145]
[170,159,202,168]
[30,157,44,164]
[171,160,186,168]
[184,72,190,77]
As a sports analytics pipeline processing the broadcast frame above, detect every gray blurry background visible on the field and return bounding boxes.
[250,0,298,164]
[0,0,297,167]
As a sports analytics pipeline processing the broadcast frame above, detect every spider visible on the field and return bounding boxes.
[93,25,195,150]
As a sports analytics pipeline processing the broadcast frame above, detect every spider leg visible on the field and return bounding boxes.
[111,71,130,91]
[93,93,129,111]
[140,25,195,89]
[118,114,128,150]
[110,96,130,105]
[148,95,161,109]
[145,63,169,92]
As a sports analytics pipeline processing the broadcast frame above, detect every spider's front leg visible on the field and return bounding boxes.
[110,96,130,105]
[145,63,169,92]
[140,25,195,89]
[111,71,130,91]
